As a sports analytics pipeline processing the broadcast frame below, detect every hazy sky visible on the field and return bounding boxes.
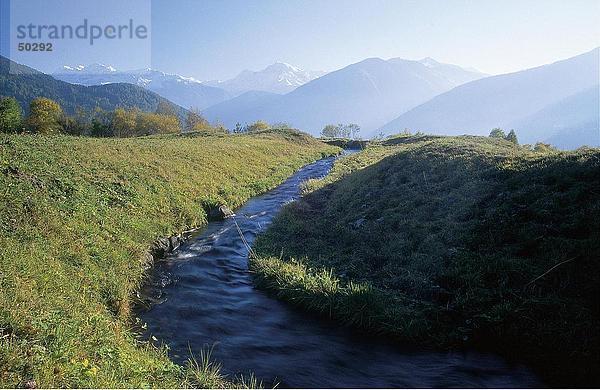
[2,0,599,80]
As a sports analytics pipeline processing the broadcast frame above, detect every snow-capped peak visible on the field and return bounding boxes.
[265,62,303,73]
[204,62,326,96]
[61,65,85,72]
[58,63,118,74]
[53,63,206,89]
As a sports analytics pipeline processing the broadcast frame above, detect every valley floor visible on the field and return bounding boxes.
[252,134,600,386]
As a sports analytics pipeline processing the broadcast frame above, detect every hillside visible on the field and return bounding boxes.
[0,57,185,116]
[0,130,338,387]
[379,48,600,148]
[202,57,485,134]
[253,135,600,386]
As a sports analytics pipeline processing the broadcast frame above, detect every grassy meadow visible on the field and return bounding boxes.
[0,129,339,387]
[252,134,600,386]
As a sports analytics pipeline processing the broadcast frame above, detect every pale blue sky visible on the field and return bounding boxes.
[2,0,599,80]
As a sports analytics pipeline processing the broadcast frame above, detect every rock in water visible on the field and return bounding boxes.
[206,205,234,221]
[151,237,171,257]
[169,236,182,251]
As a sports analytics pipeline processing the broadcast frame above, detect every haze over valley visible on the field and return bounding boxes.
[44,48,599,149]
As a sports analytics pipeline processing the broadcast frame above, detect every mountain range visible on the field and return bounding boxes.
[53,64,227,110]
[0,56,185,117]
[203,62,326,96]
[379,48,600,147]
[203,57,486,133]
[53,62,326,109]
[4,48,599,149]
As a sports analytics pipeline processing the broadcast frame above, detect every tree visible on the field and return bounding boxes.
[135,112,181,135]
[337,123,350,138]
[321,123,361,138]
[245,120,270,133]
[26,97,64,134]
[212,120,228,134]
[489,128,506,138]
[233,122,244,134]
[155,101,179,117]
[184,108,210,132]
[90,108,113,137]
[0,97,23,133]
[372,131,386,141]
[60,111,89,136]
[112,108,139,137]
[347,123,361,139]
[321,124,338,138]
[62,107,92,136]
[505,129,519,145]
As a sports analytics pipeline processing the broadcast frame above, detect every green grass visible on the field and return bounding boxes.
[0,129,339,388]
[252,134,600,386]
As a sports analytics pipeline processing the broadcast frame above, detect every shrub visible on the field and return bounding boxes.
[533,142,558,153]
[245,120,271,133]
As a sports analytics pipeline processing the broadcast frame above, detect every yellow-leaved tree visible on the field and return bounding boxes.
[26,97,64,134]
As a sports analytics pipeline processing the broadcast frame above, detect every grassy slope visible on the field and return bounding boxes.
[0,129,338,387]
[252,135,600,386]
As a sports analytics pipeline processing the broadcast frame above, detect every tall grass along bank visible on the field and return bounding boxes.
[252,134,600,386]
[0,129,339,387]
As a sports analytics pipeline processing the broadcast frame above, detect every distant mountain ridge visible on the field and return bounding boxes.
[415,57,487,85]
[202,90,281,127]
[9,51,595,149]
[203,57,486,134]
[1,56,186,117]
[53,61,326,109]
[204,62,326,96]
[510,85,600,149]
[53,64,227,110]
[379,48,600,148]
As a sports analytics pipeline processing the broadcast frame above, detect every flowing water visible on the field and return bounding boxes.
[139,154,541,388]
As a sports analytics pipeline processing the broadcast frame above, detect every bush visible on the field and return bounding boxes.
[245,120,271,133]
[533,142,558,153]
